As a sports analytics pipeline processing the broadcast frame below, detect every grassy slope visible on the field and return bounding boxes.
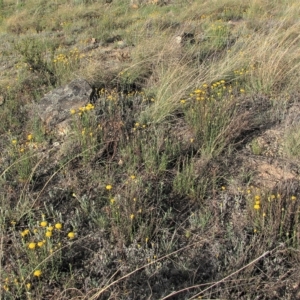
[1,0,300,299]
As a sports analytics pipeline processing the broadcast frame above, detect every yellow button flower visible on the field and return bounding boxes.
[21,229,30,237]
[68,232,75,239]
[106,185,112,190]
[254,204,260,210]
[40,221,47,227]
[55,223,62,230]
[28,242,36,250]
[45,231,52,238]
[37,241,45,247]
[3,285,9,291]
[33,270,42,277]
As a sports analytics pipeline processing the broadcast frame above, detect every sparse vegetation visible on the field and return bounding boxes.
[1,0,300,299]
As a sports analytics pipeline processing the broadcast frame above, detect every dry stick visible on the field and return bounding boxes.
[161,282,213,300]
[18,153,48,212]
[0,151,45,220]
[164,278,261,300]
[189,250,271,299]
[0,152,38,178]
[162,245,284,300]
[56,288,84,300]
[0,232,4,299]
[86,240,206,300]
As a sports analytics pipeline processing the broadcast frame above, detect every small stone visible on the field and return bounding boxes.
[35,78,92,134]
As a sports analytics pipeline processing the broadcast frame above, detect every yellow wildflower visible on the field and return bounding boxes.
[12,139,17,145]
[21,229,30,237]
[70,109,76,114]
[68,232,75,239]
[47,226,54,231]
[130,214,134,220]
[28,242,36,250]
[37,241,45,247]
[254,195,260,201]
[33,270,42,277]
[55,223,62,230]
[40,221,47,227]
[45,231,52,238]
[3,285,9,291]
[254,203,260,210]
[27,134,33,141]
[106,185,112,190]
[291,196,297,201]
[85,103,94,110]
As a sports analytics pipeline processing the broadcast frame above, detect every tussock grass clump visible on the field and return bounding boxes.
[1,0,300,299]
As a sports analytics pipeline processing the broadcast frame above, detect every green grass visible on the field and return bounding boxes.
[1,0,300,299]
